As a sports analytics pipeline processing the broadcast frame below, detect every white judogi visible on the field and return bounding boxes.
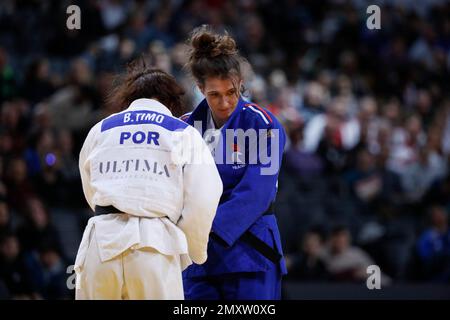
[74,98,222,300]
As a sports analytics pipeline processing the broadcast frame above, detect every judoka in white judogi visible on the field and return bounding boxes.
[74,98,222,299]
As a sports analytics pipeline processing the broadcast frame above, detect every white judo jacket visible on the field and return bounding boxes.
[74,98,222,275]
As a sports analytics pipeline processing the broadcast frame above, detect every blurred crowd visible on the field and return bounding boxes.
[0,0,449,299]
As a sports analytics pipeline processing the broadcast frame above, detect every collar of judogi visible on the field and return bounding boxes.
[188,97,246,134]
[127,98,173,115]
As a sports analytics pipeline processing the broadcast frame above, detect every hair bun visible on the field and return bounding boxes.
[191,26,237,59]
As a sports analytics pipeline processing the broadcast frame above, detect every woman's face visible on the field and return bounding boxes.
[200,76,242,125]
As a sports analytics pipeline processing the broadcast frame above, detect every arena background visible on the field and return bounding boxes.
[0,0,449,299]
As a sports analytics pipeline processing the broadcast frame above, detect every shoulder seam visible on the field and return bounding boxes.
[244,103,273,125]
[179,112,191,123]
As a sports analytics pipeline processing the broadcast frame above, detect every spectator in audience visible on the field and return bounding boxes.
[0,47,17,104]
[322,225,382,283]
[4,157,36,215]
[298,81,327,124]
[54,129,83,207]
[285,226,329,281]
[0,197,11,237]
[303,97,360,172]
[23,240,72,300]
[22,58,57,106]
[16,197,64,258]
[416,205,450,282]
[0,232,39,299]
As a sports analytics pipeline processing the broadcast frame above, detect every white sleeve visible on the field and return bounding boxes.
[177,128,223,264]
[79,124,99,212]
[342,119,360,150]
[302,114,326,153]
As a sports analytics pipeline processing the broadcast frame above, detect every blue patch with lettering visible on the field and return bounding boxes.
[101,110,188,132]
[119,131,160,145]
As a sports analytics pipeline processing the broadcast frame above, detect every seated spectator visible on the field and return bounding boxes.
[302,97,360,155]
[345,149,383,205]
[299,81,326,124]
[0,232,39,299]
[0,278,9,299]
[4,157,36,215]
[285,226,329,281]
[25,130,67,206]
[322,225,379,283]
[303,97,360,179]
[23,240,72,300]
[0,128,15,157]
[344,148,403,216]
[24,128,56,178]
[400,144,447,204]
[16,197,64,259]
[387,114,425,178]
[0,197,12,236]
[284,121,324,182]
[1,99,30,154]
[416,205,450,282]
[423,172,450,210]
[0,47,17,104]
[22,58,57,106]
[54,129,83,207]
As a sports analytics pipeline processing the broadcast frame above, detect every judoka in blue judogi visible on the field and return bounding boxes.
[181,97,287,300]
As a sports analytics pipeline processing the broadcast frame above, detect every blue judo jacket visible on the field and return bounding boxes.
[182,97,288,277]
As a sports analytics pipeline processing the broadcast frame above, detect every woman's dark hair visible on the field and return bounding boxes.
[107,57,185,117]
[186,25,246,90]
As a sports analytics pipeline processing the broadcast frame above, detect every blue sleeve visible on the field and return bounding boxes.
[212,120,286,246]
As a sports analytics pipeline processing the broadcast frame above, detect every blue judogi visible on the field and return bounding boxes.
[182,98,287,300]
